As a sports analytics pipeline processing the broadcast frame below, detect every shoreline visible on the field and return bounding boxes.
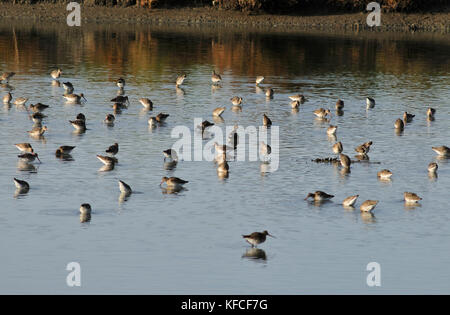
[0,4,449,33]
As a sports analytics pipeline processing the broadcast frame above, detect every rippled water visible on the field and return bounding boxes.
[0,22,449,294]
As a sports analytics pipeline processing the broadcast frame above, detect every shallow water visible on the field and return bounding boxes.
[0,23,449,294]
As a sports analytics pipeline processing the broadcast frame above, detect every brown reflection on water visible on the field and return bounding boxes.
[0,22,449,81]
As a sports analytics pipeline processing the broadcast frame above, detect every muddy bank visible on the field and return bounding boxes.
[0,3,449,33]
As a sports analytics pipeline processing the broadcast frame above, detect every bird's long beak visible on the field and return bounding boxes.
[82,95,87,101]
[36,156,41,163]
[268,234,276,238]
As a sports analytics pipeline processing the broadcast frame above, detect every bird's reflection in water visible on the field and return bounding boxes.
[3,103,12,111]
[231,105,242,113]
[56,154,74,162]
[242,248,267,262]
[1,83,14,90]
[161,186,186,195]
[98,164,115,172]
[17,161,37,173]
[428,172,438,181]
[311,199,333,207]
[51,80,60,87]
[404,202,421,210]
[117,88,125,96]
[14,187,29,198]
[260,162,272,175]
[340,167,351,177]
[119,191,132,203]
[217,170,229,180]
[327,134,337,143]
[354,154,369,161]
[436,155,449,163]
[343,205,355,211]
[139,108,150,117]
[395,129,404,136]
[291,108,299,115]
[255,86,264,94]
[336,109,344,116]
[360,212,376,224]
[163,160,177,170]
[176,86,185,98]
[211,84,221,93]
[213,115,225,124]
[314,117,330,125]
[80,213,91,223]
[72,129,86,136]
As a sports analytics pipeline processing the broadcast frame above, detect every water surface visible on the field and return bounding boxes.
[0,22,449,294]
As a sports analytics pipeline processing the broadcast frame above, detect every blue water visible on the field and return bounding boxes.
[0,23,449,294]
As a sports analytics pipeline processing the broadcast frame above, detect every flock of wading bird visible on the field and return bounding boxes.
[1,69,449,248]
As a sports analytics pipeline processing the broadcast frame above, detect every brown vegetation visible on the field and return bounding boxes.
[0,0,447,11]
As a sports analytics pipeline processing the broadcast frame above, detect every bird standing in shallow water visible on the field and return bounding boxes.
[13,178,30,191]
[428,162,438,174]
[14,97,28,106]
[28,126,47,137]
[360,200,378,212]
[139,98,153,110]
[50,68,62,79]
[394,118,404,131]
[432,146,449,157]
[110,95,129,105]
[29,103,49,112]
[230,96,243,106]
[340,154,351,169]
[118,180,132,194]
[327,125,337,136]
[304,191,334,201]
[355,141,372,155]
[211,70,221,84]
[64,93,86,103]
[55,146,75,157]
[332,142,343,155]
[96,155,117,165]
[156,113,169,123]
[366,97,375,109]
[80,203,91,214]
[104,114,115,125]
[289,94,305,103]
[69,119,86,131]
[403,112,415,123]
[342,195,359,207]
[15,143,33,153]
[63,82,74,93]
[426,108,436,120]
[242,231,274,248]
[314,108,331,118]
[31,112,47,123]
[18,152,41,163]
[377,169,393,180]
[263,114,272,127]
[3,92,12,104]
[160,177,188,188]
[176,74,186,87]
[116,78,125,88]
[163,149,178,162]
[404,192,422,203]
[265,88,274,98]
[255,76,264,85]
[0,72,15,83]
[212,107,225,117]
[106,143,119,155]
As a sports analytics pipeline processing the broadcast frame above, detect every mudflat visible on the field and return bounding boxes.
[0,3,449,33]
